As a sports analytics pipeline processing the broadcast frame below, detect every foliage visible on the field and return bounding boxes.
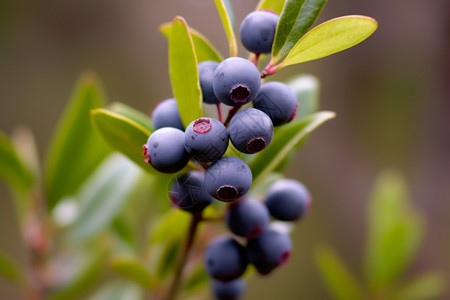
[0,0,382,299]
[314,171,446,300]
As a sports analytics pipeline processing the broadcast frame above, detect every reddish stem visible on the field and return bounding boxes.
[216,103,223,123]
[224,106,242,127]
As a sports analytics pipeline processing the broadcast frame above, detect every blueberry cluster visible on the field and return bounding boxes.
[143,9,312,300]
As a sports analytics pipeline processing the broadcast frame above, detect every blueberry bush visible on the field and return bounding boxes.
[0,0,383,299]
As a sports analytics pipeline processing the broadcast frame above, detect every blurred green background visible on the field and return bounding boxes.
[1,0,449,299]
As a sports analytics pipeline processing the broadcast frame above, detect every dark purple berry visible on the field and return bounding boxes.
[253,81,298,126]
[246,227,292,275]
[184,118,229,163]
[265,179,311,221]
[239,10,279,54]
[198,61,221,105]
[226,198,270,239]
[151,98,184,130]
[204,156,252,202]
[169,171,213,213]
[213,57,261,107]
[228,108,274,154]
[143,127,189,173]
[204,236,248,282]
[212,278,245,300]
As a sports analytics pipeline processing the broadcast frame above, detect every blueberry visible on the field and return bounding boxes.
[228,108,274,154]
[169,171,213,213]
[265,179,311,221]
[151,98,184,130]
[239,10,279,54]
[253,81,298,126]
[143,127,190,173]
[184,118,229,163]
[204,236,248,281]
[213,57,261,107]
[204,156,252,202]
[212,278,245,300]
[226,198,270,239]
[198,61,221,105]
[246,227,292,275]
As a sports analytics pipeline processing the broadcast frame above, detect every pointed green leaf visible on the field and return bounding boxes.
[109,102,153,133]
[91,108,152,172]
[0,251,25,286]
[160,22,223,62]
[280,15,378,68]
[69,154,144,241]
[256,0,286,15]
[286,74,320,118]
[213,0,238,57]
[315,245,365,300]
[395,271,446,300]
[169,17,203,127]
[365,170,425,291]
[184,264,209,292]
[272,0,327,62]
[45,73,111,210]
[110,256,154,288]
[248,111,335,186]
[87,280,143,300]
[0,130,33,194]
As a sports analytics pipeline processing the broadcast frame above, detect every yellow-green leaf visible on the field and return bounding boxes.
[315,245,365,300]
[108,102,153,133]
[256,0,286,15]
[0,251,25,286]
[280,15,377,67]
[213,0,238,57]
[169,17,203,127]
[45,72,111,210]
[91,108,152,173]
[160,22,223,62]
[110,256,154,288]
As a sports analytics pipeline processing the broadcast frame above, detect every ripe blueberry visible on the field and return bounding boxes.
[169,171,213,213]
[184,118,229,163]
[253,81,298,126]
[198,61,221,105]
[228,108,274,154]
[143,127,190,173]
[212,278,245,300]
[204,156,252,202]
[151,98,184,131]
[246,227,292,275]
[213,57,261,107]
[265,179,311,221]
[239,10,279,54]
[204,236,248,282]
[226,198,270,239]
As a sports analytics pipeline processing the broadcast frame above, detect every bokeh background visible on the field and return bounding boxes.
[1,0,449,299]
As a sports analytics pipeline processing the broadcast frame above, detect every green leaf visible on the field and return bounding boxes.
[0,130,33,195]
[69,154,144,241]
[256,0,286,15]
[91,108,152,172]
[160,22,223,63]
[184,264,210,292]
[279,15,378,68]
[271,0,327,62]
[156,237,182,280]
[169,17,203,127]
[286,73,320,118]
[248,111,335,186]
[365,170,425,291]
[315,245,365,300]
[87,280,143,300]
[110,256,154,288]
[0,251,25,286]
[149,209,190,245]
[213,0,238,57]
[45,72,111,210]
[109,102,153,133]
[395,271,446,300]
[48,247,107,300]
